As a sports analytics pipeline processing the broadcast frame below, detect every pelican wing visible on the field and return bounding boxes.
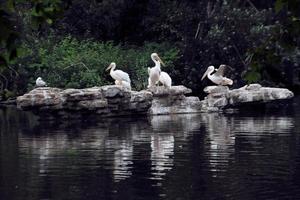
[214,65,227,76]
[215,64,233,77]
[159,71,172,87]
[114,70,131,83]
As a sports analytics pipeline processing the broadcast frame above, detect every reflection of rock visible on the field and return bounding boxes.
[201,113,295,175]
[151,135,174,179]
[109,140,133,182]
[19,127,109,175]
[149,114,201,135]
[17,112,206,183]
[201,84,294,112]
[233,116,294,136]
[201,113,235,175]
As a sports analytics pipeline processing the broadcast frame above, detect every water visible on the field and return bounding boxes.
[1,98,300,200]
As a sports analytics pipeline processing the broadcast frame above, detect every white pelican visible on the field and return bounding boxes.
[106,62,131,87]
[115,80,131,90]
[147,53,165,88]
[159,71,172,88]
[201,64,233,86]
[36,77,47,87]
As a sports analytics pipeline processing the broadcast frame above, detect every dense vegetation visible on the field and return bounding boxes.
[0,0,299,99]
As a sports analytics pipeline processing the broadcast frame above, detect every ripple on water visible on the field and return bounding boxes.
[1,102,300,200]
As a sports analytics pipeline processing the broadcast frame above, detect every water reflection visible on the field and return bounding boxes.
[1,105,300,200]
[201,113,295,179]
[201,114,235,176]
[149,114,202,180]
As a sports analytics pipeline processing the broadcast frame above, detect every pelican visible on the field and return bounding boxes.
[106,62,131,87]
[115,80,131,90]
[201,64,233,86]
[36,77,47,87]
[159,71,172,88]
[147,53,165,88]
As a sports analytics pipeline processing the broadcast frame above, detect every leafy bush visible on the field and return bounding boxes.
[245,0,300,89]
[16,36,179,91]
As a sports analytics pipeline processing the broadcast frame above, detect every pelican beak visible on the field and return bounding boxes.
[106,64,112,71]
[201,68,210,81]
[156,55,165,66]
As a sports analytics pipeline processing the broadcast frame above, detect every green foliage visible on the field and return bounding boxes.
[0,0,67,69]
[0,1,19,68]
[246,0,300,87]
[30,0,65,27]
[18,36,179,91]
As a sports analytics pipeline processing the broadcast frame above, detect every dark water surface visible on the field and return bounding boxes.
[1,98,300,200]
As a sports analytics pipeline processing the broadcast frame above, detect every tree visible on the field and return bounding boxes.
[0,0,68,68]
[245,0,300,90]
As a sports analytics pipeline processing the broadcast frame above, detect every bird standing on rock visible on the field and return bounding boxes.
[148,53,164,88]
[201,64,233,86]
[36,77,47,87]
[106,62,131,90]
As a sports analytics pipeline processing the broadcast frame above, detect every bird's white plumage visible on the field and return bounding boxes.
[107,62,131,89]
[115,80,131,90]
[201,65,233,86]
[148,53,164,88]
[111,69,130,83]
[159,71,172,88]
[36,77,47,87]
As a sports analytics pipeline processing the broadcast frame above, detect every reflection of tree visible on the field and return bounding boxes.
[0,107,38,199]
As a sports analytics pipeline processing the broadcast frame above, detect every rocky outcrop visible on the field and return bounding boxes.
[148,86,202,115]
[16,84,294,118]
[17,85,201,117]
[201,84,294,112]
[17,86,153,117]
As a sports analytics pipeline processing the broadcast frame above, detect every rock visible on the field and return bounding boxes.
[16,85,153,117]
[131,90,153,102]
[148,85,192,97]
[204,86,229,94]
[201,84,294,112]
[77,99,108,110]
[102,85,130,98]
[245,84,262,91]
[16,83,294,117]
[17,87,64,109]
[148,85,202,115]
[228,85,294,105]
[129,90,153,112]
[62,88,102,101]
